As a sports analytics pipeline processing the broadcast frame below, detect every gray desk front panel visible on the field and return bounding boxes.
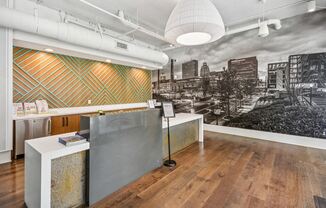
[83,110,162,205]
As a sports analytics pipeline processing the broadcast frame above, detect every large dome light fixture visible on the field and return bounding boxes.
[165,0,225,46]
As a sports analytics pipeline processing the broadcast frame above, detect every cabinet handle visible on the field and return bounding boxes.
[62,117,65,127]
[48,119,52,135]
[66,117,68,126]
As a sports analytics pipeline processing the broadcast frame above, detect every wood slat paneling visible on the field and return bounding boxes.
[13,47,152,108]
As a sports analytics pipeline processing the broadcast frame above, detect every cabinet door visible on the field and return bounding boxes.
[51,115,81,135]
[51,116,66,135]
[65,115,80,133]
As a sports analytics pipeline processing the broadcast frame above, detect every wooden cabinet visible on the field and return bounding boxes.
[51,115,80,135]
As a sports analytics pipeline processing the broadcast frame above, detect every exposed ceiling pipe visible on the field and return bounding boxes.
[0,6,169,67]
[14,31,163,69]
[226,19,281,35]
[79,0,173,44]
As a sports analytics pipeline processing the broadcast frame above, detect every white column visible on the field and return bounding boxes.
[0,0,13,164]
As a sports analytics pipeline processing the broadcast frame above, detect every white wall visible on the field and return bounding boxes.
[0,0,13,164]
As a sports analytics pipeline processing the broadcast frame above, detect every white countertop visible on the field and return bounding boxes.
[162,113,203,129]
[13,103,148,120]
[26,132,90,159]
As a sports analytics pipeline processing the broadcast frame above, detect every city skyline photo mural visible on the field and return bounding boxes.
[152,10,326,139]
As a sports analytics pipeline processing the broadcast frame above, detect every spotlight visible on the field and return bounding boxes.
[44,48,54,52]
[307,0,316,12]
[258,21,269,37]
[105,59,111,63]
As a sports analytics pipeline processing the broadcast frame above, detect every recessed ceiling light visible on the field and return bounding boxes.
[44,48,54,52]
[105,59,111,63]
[142,66,147,69]
[307,0,316,12]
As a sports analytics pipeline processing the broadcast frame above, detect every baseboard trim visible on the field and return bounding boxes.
[204,124,326,150]
[0,150,12,164]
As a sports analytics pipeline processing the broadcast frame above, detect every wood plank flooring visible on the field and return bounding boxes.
[0,131,326,208]
[0,159,25,208]
[93,132,326,208]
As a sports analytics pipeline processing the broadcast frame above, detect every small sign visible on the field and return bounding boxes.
[147,100,155,109]
[162,102,175,118]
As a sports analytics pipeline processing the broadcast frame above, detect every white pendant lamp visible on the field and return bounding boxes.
[165,0,225,46]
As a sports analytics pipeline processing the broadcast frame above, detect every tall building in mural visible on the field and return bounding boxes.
[267,62,289,90]
[289,53,326,89]
[200,62,210,78]
[228,57,258,80]
[182,60,198,79]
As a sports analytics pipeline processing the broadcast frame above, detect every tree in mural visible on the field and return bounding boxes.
[242,79,257,98]
[234,80,244,109]
[217,67,237,117]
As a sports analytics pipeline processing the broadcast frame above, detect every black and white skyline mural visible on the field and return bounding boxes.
[153,10,326,139]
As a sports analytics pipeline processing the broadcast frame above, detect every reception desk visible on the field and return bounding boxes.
[81,109,163,206]
[24,111,203,208]
[162,113,203,157]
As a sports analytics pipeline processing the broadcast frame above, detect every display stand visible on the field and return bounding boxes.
[162,102,176,167]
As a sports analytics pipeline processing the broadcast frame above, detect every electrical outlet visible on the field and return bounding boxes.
[88,100,92,105]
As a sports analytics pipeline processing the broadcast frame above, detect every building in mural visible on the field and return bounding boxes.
[289,53,326,89]
[228,56,258,80]
[267,62,289,90]
[200,62,210,78]
[182,60,198,79]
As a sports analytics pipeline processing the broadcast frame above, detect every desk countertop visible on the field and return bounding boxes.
[26,132,90,159]
[26,113,203,157]
[162,113,203,129]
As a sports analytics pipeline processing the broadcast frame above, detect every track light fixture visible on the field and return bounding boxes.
[307,0,316,12]
[258,20,269,37]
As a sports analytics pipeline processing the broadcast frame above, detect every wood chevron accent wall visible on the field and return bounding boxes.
[13,47,152,108]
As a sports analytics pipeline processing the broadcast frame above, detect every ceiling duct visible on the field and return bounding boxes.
[0,6,169,67]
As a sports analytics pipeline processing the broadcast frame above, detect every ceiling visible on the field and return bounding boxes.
[32,0,326,48]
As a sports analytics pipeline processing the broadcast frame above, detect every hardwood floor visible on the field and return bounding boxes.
[93,132,326,208]
[0,159,24,208]
[0,131,326,208]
